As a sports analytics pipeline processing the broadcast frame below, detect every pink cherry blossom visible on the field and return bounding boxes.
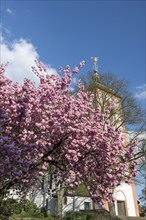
[0,61,138,205]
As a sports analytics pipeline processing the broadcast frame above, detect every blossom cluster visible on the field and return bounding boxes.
[0,61,138,204]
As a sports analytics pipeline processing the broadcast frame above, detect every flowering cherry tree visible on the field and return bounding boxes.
[0,61,138,206]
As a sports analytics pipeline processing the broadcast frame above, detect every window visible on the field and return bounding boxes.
[84,202,91,210]
[117,201,126,216]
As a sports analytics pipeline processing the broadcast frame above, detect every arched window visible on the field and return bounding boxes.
[116,190,127,216]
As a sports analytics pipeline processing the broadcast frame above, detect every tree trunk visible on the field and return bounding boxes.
[57,187,65,217]
[42,176,46,208]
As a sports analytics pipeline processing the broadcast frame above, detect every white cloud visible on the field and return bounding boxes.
[135,84,146,100]
[0,35,57,84]
[6,8,15,16]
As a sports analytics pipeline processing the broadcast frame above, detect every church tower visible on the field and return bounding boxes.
[90,57,139,217]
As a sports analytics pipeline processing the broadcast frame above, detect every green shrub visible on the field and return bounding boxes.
[86,212,96,220]
[47,214,54,220]
[64,210,96,220]
[40,206,48,217]
[16,208,53,219]
[0,214,9,220]
[0,198,21,218]
[0,198,53,219]
[64,211,86,220]
[21,199,38,212]
[18,210,44,218]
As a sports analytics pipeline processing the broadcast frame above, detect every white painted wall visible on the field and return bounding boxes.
[62,196,93,214]
[27,191,46,208]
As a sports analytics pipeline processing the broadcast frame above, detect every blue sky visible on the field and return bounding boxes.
[0,0,145,199]
[0,0,145,103]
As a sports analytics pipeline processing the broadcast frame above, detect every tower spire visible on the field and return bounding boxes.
[91,57,99,81]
